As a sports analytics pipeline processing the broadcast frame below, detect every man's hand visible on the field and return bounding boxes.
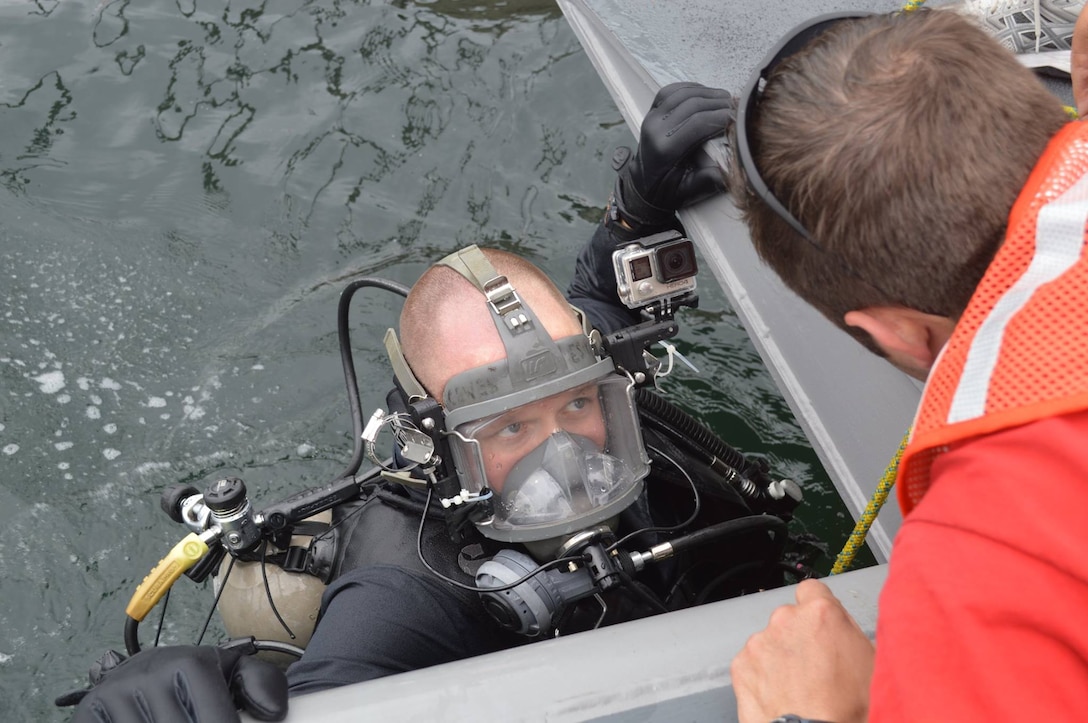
[731,579,874,723]
[59,645,288,723]
[612,82,733,229]
[1073,5,1088,116]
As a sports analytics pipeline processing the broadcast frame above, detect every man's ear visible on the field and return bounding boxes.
[843,306,953,379]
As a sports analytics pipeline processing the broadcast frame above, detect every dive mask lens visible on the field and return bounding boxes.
[445,374,648,543]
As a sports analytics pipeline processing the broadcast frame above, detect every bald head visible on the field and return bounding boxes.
[400,248,581,403]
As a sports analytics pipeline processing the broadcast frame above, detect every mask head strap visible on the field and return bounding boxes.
[384,328,428,400]
[385,245,599,407]
[436,245,566,390]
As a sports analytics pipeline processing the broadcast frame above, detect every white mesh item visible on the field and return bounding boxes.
[940,0,1083,72]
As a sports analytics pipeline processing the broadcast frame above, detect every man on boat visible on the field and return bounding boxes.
[726,8,1088,722]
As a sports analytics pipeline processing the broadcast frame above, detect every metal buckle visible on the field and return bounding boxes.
[485,277,531,331]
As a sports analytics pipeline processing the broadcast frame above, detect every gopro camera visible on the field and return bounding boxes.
[613,230,698,309]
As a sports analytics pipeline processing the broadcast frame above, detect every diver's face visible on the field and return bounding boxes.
[473,383,607,493]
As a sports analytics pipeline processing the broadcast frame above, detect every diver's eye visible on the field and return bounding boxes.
[495,421,524,439]
[565,396,592,412]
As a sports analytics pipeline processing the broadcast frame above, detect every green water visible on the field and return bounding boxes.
[0,1,871,718]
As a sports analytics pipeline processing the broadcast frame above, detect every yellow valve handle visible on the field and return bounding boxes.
[125,533,210,621]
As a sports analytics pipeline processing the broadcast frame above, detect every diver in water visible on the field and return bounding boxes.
[60,83,793,722]
[282,241,797,693]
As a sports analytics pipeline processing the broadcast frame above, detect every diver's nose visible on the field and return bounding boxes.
[547,414,564,435]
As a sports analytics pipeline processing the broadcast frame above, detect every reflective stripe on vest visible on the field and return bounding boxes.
[898,122,1088,515]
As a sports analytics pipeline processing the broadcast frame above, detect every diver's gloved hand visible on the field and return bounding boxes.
[56,645,288,723]
[611,82,734,230]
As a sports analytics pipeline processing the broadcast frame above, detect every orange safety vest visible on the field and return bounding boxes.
[897,121,1088,515]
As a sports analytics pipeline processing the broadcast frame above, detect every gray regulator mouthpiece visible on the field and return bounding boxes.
[499,431,635,528]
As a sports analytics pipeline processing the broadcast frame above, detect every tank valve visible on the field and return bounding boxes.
[204,476,261,553]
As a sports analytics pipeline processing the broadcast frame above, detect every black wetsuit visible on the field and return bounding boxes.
[287,481,667,694]
[287,219,780,695]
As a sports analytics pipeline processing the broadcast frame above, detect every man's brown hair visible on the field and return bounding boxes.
[729,9,1068,336]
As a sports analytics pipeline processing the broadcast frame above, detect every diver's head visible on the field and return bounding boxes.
[389,246,648,554]
[400,248,581,405]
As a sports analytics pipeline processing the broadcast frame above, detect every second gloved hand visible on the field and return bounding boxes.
[59,645,288,723]
[612,82,734,229]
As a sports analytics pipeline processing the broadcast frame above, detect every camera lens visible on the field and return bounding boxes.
[655,239,697,282]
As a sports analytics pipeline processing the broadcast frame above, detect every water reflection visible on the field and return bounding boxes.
[0,71,74,194]
[3,0,582,250]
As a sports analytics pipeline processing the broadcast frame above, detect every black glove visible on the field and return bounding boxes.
[611,82,734,230]
[57,645,288,723]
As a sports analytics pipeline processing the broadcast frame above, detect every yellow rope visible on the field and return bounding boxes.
[830,429,910,575]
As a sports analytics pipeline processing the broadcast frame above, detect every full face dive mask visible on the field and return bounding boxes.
[384,245,649,546]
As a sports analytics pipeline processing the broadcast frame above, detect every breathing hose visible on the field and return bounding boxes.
[634,387,770,501]
[123,531,216,655]
[334,277,410,480]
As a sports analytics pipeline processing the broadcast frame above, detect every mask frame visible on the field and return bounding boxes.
[384,245,649,543]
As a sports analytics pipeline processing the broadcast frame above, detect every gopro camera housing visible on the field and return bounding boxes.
[613,230,698,309]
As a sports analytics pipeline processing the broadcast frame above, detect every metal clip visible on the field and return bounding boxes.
[485,277,532,332]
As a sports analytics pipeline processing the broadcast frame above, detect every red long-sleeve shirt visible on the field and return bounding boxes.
[870,409,1088,720]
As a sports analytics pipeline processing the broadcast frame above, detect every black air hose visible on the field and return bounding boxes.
[635,387,766,491]
[335,277,410,479]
